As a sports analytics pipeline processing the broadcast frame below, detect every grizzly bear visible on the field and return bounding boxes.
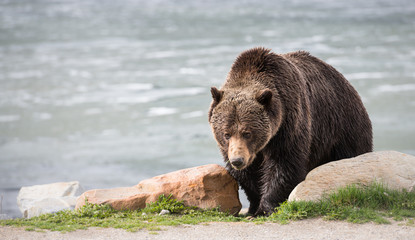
[208,47,372,216]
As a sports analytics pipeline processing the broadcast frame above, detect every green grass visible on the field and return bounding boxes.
[0,194,244,232]
[268,182,415,224]
[1,183,414,232]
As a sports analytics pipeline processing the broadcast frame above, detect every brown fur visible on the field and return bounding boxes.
[208,47,373,216]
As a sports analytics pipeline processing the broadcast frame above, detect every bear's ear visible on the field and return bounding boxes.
[256,89,273,106]
[211,87,223,103]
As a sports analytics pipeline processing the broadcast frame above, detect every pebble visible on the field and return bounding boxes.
[159,209,170,215]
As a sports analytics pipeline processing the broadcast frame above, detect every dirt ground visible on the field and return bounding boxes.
[1,218,415,240]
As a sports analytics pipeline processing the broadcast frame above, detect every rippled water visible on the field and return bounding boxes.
[1,0,414,218]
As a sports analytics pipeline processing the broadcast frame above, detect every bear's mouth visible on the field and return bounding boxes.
[230,155,255,170]
[231,163,245,170]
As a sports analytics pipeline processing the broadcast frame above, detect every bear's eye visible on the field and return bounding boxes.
[224,133,231,140]
[242,132,252,139]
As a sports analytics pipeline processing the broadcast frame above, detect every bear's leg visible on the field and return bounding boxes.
[242,183,261,215]
[332,144,354,161]
[332,137,372,162]
[254,158,307,216]
[226,165,261,215]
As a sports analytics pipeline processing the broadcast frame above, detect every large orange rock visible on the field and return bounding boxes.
[76,164,241,215]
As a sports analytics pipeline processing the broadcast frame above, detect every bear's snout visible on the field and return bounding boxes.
[230,157,244,169]
[228,137,253,170]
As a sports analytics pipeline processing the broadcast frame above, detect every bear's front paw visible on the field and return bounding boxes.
[248,205,259,215]
[254,206,273,217]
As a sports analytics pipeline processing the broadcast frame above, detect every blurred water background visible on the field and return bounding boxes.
[0,0,414,218]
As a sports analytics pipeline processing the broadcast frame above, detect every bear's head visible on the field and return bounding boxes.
[208,86,283,170]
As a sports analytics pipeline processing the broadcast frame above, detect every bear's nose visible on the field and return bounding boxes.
[231,158,244,168]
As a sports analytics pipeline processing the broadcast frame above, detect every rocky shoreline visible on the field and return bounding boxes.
[7,151,415,219]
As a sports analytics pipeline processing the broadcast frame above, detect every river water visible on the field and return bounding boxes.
[1,0,414,218]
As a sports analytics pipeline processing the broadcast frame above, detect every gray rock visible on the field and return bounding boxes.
[17,181,84,218]
[289,151,415,202]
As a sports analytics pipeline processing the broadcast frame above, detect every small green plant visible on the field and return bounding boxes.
[1,182,414,233]
[142,194,189,214]
[76,201,117,218]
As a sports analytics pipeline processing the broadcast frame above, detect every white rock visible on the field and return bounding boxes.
[17,181,84,218]
[25,197,76,218]
[288,151,415,202]
[159,209,170,215]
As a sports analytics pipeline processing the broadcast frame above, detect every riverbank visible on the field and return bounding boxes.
[2,218,415,240]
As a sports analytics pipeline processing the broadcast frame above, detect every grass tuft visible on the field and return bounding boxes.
[142,194,189,214]
[268,182,415,224]
[1,182,414,232]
